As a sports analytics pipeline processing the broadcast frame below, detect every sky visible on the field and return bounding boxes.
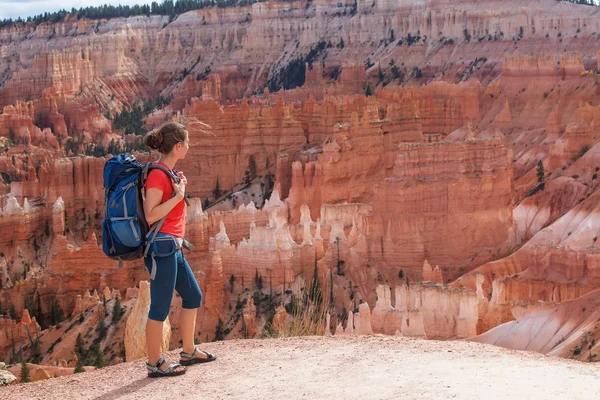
[0,0,153,20]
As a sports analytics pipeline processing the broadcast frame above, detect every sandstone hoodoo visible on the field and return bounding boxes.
[2,0,600,383]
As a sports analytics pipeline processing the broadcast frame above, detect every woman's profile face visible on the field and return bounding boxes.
[176,132,190,160]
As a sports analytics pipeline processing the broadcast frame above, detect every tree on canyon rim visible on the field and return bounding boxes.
[74,358,85,373]
[20,360,30,383]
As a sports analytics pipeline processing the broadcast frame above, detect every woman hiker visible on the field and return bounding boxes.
[142,122,216,378]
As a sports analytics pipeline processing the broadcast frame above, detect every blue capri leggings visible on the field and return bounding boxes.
[144,233,202,322]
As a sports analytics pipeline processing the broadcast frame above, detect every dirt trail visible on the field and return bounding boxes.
[3,335,600,400]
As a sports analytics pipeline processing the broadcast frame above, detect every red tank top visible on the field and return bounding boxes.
[144,162,186,238]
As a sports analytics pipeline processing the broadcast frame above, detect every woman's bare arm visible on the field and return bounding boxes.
[143,187,184,225]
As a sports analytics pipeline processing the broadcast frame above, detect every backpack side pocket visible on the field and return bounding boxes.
[109,217,142,248]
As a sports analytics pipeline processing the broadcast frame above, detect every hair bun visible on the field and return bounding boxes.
[143,129,163,150]
[155,130,164,146]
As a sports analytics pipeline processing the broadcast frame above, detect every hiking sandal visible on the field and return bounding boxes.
[146,356,187,378]
[179,347,216,366]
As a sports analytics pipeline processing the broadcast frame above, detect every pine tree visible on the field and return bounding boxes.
[48,299,64,326]
[329,269,334,305]
[254,269,263,290]
[414,67,423,79]
[92,345,105,368]
[335,237,345,275]
[49,300,56,325]
[97,317,107,339]
[112,296,122,324]
[75,333,85,359]
[10,333,15,360]
[213,177,222,199]
[537,160,545,190]
[31,338,41,364]
[229,274,235,293]
[365,83,373,97]
[74,359,85,373]
[20,360,30,383]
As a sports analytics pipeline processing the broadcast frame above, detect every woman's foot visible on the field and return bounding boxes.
[146,356,187,378]
[180,347,216,366]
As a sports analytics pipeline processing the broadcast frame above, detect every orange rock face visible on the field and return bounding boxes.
[422,260,443,284]
[368,138,514,281]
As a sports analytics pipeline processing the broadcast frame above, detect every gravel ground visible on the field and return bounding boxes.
[2,335,600,400]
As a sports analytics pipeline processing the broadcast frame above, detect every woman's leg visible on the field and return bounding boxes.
[146,318,166,368]
[174,251,205,357]
[180,308,198,355]
[145,251,178,369]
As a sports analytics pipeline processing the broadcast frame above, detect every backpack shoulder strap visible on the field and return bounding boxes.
[144,163,190,205]
[144,215,168,257]
[147,163,179,182]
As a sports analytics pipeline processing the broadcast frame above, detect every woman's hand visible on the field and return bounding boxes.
[172,171,187,200]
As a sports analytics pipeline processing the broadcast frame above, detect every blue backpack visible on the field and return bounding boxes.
[101,154,186,266]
